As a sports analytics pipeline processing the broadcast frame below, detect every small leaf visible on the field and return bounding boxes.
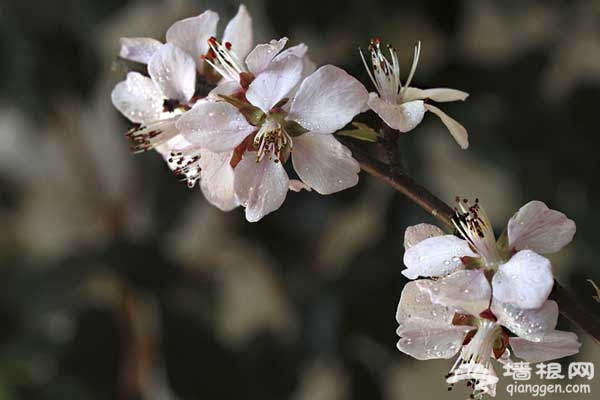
[219,94,265,126]
[283,120,309,137]
[337,122,379,142]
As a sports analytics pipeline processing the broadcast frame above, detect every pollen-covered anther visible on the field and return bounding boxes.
[253,120,292,163]
[452,197,501,264]
[168,151,201,188]
[204,36,247,82]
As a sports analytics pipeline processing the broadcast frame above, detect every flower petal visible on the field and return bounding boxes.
[509,331,581,363]
[111,72,164,123]
[222,4,253,60]
[417,269,491,317]
[289,179,312,192]
[148,43,196,102]
[165,10,219,70]
[402,235,477,279]
[234,154,289,222]
[119,37,163,64]
[397,326,470,360]
[507,200,576,254]
[176,101,255,152]
[492,250,553,309]
[492,299,558,341]
[424,103,469,149]
[404,223,444,249]
[396,282,470,360]
[368,95,425,132]
[403,87,469,103]
[199,151,239,211]
[246,56,304,113]
[245,38,288,75]
[289,65,368,134]
[291,133,359,194]
[274,43,308,60]
[396,281,458,330]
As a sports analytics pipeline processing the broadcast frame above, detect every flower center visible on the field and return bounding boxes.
[452,197,502,266]
[359,38,421,104]
[446,319,501,399]
[253,115,292,163]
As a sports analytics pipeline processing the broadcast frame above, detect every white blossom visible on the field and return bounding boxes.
[177,39,367,221]
[403,200,576,309]
[396,281,580,398]
[111,6,255,208]
[360,39,469,148]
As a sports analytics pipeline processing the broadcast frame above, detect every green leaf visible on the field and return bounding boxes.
[219,94,265,125]
[336,122,379,142]
[283,120,309,137]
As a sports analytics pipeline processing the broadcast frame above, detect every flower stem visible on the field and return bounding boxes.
[342,138,600,343]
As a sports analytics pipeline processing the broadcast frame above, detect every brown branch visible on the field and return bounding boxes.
[341,139,455,229]
[378,124,405,177]
[343,138,600,343]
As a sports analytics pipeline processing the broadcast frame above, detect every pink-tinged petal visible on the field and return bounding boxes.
[155,133,192,159]
[111,72,164,123]
[274,43,308,60]
[245,38,288,75]
[291,133,359,194]
[492,299,558,341]
[274,43,316,81]
[289,179,312,192]
[402,235,477,279]
[509,331,581,363]
[396,282,471,360]
[176,101,255,152]
[199,151,239,211]
[424,103,469,149]
[404,223,444,249]
[368,95,425,132]
[417,269,491,317]
[208,80,242,99]
[222,4,253,60]
[403,87,469,103]
[397,326,470,360]
[165,10,219,70]
[396,281,458,330]
[119,37,162,64]
[246,56,304,113]
[148,43,196,102]
[289,65,368,134]
[507,200,576,254]
[492,250,553,309]
[234,154,289,222]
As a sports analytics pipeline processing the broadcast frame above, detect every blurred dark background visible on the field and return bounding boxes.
[1,0,599,399]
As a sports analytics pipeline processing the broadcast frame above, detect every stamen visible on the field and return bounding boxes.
[446,320,500,399]
[252,117,293,163]
[360,38,422,105]
[126,118,180,153]
[167,150,201,188]
[203,37,247,82]
[452,197,501,264]
[400,41,421,100]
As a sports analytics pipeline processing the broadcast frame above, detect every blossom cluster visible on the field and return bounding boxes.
[397,199,580,397]
[111,5,468,222]
[110,5,583,399]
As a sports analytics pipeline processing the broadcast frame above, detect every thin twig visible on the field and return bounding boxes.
[341,138,455,228]
[378,125,405,177]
